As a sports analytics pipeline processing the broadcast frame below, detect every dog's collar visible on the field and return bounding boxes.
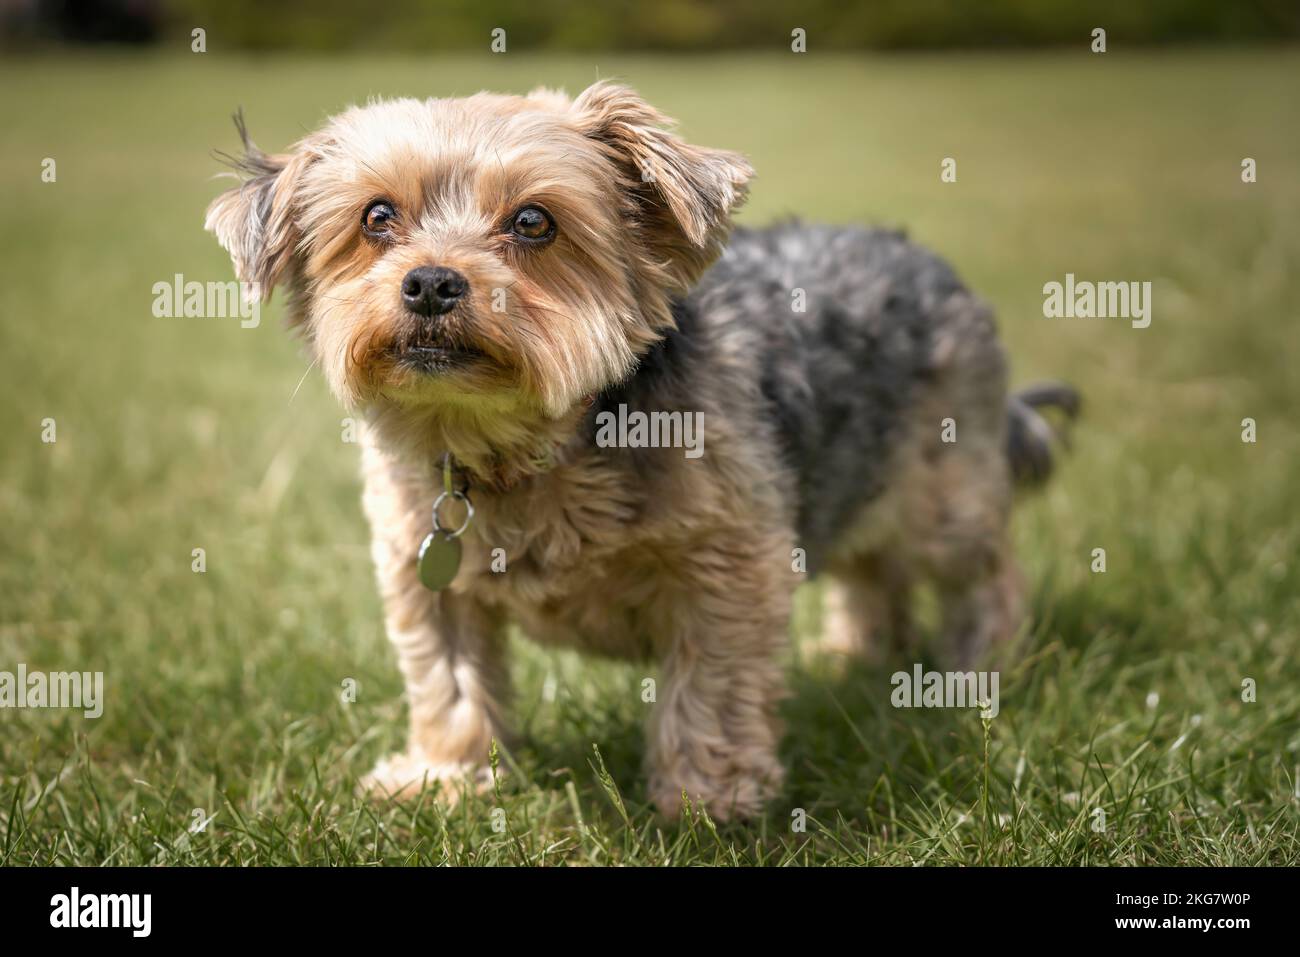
[441,446,558,497]
[438,452,473,497]
[441,393,595,494]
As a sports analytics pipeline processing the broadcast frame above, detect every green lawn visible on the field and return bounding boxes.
[1,49,1298,865]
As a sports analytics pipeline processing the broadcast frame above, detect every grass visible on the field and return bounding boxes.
[1,48,1299,866]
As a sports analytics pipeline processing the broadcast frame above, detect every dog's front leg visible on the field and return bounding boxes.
[358,448,510,802]
[646,537,793,821]
[362,588,509,801]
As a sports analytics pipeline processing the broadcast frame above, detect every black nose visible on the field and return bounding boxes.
[401,266,468,318]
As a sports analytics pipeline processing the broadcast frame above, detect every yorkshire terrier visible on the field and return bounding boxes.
[206,82,1076,820]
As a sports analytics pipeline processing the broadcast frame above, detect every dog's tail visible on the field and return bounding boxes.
[1005,381,1080,486]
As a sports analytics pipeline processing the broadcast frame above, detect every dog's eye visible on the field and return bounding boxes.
[363,201,396,236]
[511,206,554,242]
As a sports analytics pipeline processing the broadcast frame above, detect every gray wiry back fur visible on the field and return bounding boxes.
[590,222,1075,573]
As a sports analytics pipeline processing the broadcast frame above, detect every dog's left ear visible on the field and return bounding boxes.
[572,81,752,289]
[205,113,316,299]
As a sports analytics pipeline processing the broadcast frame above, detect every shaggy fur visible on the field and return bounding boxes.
[205,82,1076,819]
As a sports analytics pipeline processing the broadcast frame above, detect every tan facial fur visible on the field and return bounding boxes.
[207,83,750,475]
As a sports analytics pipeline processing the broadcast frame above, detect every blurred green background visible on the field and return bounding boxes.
[4,0,1299,49]
[1,3,1298,864]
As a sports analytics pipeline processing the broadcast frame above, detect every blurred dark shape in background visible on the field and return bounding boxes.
[2,0,1297,51]
[4,0,160,45]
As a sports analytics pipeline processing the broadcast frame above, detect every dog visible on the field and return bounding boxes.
[205,81,1077,820]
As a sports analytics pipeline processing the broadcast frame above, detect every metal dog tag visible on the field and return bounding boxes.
[416,483,474,592]
[417,531,462,591]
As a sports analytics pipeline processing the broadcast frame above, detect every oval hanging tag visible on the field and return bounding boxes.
[417,531,462,591]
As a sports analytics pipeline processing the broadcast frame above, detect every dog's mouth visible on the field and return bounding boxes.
[392,341,484,374]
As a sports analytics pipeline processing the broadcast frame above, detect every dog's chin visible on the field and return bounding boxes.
[373,347,530,415]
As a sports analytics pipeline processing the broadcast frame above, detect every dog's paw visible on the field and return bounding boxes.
[358,752,492,803]
[649,763,784,823]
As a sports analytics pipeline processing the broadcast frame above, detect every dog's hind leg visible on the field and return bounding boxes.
[932,537,1025,667]
[819,552,915,662]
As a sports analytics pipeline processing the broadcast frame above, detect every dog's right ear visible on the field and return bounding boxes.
[205,112,314,298]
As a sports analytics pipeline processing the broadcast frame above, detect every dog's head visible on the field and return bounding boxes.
[206,83,750,428]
